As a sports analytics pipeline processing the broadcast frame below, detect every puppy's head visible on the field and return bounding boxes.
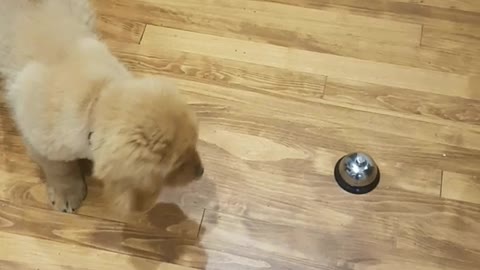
[90,77,203,214]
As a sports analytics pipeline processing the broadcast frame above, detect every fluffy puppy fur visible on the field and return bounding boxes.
[0,0,203,214]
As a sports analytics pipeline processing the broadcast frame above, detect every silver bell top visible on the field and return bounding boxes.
[338,152,378,188]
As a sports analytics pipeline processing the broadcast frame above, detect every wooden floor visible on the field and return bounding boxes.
[1,0,480,269]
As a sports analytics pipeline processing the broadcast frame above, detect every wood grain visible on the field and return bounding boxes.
[91,0,480,76]
[442,172,480,204]
[196,208,480,270]
[1,0,480,269]
[159,141,445,223]
[422,27,480,56]
[140,26,477,100]
[0,202,199,270]
[92,0,423,47]
[258,0,480,26]
[323,77,480,125]
[95,15,146,43]
[0,232,196,270]
[108,44,326,103]
[421,24,480,77]
[411,0,480,13]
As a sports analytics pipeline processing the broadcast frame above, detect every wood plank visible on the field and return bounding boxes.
[260,0,480,79]
[197,209,480,270]
[92,0,422,47]
[188,85,480,174]
[421,24,480,66]
[0,200,206,269]
[96,15,146,43]
[396,200,480,268]
[108,45,326,103]
[323,77,480,126]
[120,207,325,270]
[91,0,480,75]
[139,25,477,100]
[258,0,480,27]
[442,172,480,204]
[422,26,480,53]
[0,231,197,270]
[199,211,358,270]
[0,201,328,270]
[412,0,480,13]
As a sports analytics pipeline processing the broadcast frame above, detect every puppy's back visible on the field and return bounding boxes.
[0,0,97,76]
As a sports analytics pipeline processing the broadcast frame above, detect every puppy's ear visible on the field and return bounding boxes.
[91,127,174,182]
[129,129,173,160]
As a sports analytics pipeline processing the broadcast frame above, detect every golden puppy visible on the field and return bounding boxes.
[0,0,203,214]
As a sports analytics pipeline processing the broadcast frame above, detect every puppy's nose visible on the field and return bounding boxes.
[196,166,204,178]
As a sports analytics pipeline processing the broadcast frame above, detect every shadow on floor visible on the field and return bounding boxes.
[128,203,208,270]
[80,159,209,269]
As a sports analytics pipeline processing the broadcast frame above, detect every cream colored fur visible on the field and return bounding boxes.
[0,0,203,214]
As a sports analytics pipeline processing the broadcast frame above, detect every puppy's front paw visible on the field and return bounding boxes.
[47,181,87,213]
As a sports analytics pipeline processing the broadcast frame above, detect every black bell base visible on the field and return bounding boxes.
[334,158,380,195]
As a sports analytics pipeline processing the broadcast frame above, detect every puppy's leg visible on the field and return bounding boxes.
[27,147,87,213]
[43,159,87,213]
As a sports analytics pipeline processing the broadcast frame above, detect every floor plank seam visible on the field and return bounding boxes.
[321,76,328,99]
[139,24,147,44]
[440,170,445,198]
[419,24,425,46]
[197,208,206,239]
